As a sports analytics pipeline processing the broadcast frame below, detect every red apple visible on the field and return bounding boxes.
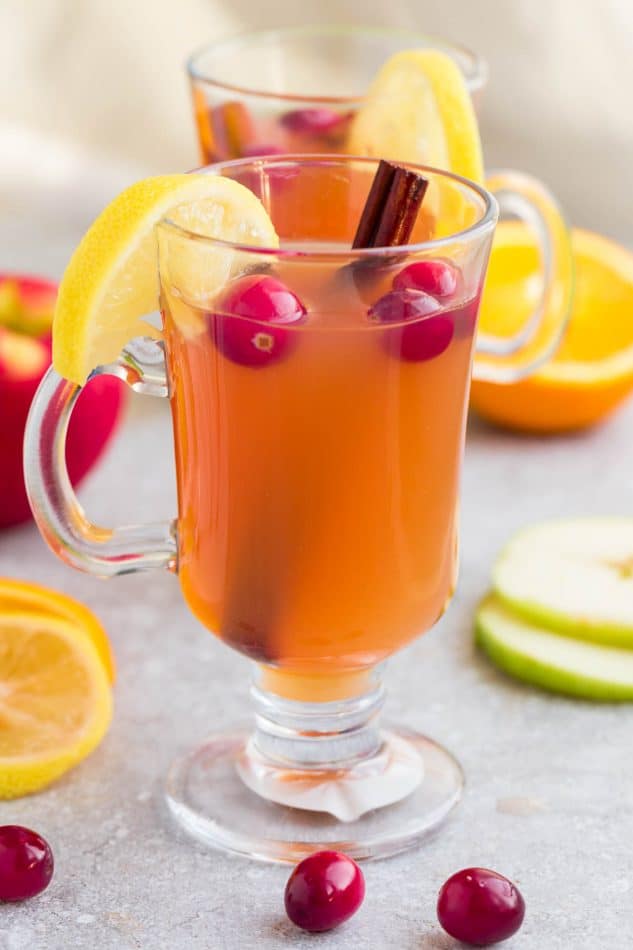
[0,274,126,529]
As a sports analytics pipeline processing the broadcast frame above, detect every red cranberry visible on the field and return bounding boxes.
[393,259,460,298]
[209,275,305,368]
[369,289,454,361]
[369,288,440,324]
[285,850,365,933]
[0,826,54,902]
[280,108,348,135]
[437,867,525,946]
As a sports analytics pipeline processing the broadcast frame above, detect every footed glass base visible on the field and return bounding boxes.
[164,725,463,863]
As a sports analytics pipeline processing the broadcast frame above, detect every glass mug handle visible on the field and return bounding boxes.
[473,169,574,383]
[24,338,176,577]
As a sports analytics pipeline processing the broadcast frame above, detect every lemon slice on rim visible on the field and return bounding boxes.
[347,49,484,184]
[0,611,112,798]
[0,577,115,683]
[53,175,279,385]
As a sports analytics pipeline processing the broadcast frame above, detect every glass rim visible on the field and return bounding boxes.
[186,24,489,103]
[158,155,498,259]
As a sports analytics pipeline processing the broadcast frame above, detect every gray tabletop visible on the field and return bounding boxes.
[2,204,633,950]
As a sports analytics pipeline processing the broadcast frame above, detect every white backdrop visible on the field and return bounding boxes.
[2,0,631,242]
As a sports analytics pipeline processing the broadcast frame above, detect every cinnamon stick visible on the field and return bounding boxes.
[352,160,429,249]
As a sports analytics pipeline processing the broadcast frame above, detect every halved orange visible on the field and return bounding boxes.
[471,223,633,432]
[0,577,115,682]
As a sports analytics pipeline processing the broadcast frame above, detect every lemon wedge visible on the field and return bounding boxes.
[53,175,279,384]
[347,49,484,184]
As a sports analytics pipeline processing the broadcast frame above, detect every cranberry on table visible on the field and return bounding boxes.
[369,289,454,362]
[437,867,525,946]
[393,259,460,299]
[284,850,365,932]
[208,274,306,368]
[0,825,54,901]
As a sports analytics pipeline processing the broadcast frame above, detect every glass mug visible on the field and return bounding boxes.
[27,155,558,863]
[189,26,488,163]
[189,25,573,379]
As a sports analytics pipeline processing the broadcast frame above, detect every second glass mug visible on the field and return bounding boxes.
[28,155,553,863]
[189,25,573,377]
[189,25,489,162]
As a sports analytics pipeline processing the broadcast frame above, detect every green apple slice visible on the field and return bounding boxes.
[493,518,633,648]
[477,596,633,700]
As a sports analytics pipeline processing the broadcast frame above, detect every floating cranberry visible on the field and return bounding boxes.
[284,850,365,933]
[370,288,440,324]
[452,294,481,339]
[437,867,525,946]
[369,289,454,361]
[280,108,349,135]
[393,258,460,299]
[210,275,305,368]
[0,825,54,902]
[210,101,256,159]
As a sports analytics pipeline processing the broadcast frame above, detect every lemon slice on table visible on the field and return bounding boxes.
[347,49,484,184]
[53,175,279,385]
[0,577,115,683]
[0,611,112,798]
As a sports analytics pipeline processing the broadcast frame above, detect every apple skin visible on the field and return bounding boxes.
[476,595,633,701]
[0,275,127,530]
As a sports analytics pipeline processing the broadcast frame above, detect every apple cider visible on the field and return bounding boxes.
[163,255,480,689]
